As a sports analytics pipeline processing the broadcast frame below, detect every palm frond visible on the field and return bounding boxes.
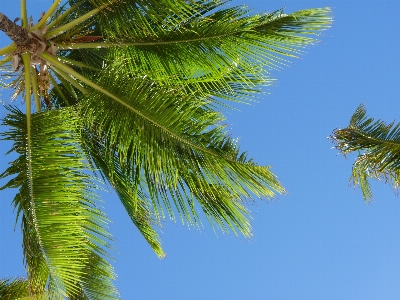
[49,2,331,105]
[78,70,285,243]
[330,105,400,201]
[0,107,118,299]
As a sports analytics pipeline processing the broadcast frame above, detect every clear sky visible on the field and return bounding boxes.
[1,1,400,299]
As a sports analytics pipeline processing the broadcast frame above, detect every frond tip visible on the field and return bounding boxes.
[330,105,400,201]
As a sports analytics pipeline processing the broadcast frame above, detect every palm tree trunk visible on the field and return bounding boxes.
[0,12,30,46]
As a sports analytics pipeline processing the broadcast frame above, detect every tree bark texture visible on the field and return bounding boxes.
[0,12,30,46]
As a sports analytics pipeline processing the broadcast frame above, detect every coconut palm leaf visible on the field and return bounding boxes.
[331,105,400,201]
[0,107,118,299]
[50,2,331,104]
[77,69,285,238]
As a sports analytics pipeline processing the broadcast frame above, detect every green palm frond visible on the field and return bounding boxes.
[48,2,331,105]
[330,105,400,201]
[0,107,118,299]
[78,70,285,240]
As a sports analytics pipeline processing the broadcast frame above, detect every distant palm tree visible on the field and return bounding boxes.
[331,105,400,201]
[0,0,331,298]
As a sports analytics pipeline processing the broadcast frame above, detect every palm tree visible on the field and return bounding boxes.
[331,105,400,201]
[0,0,332,298]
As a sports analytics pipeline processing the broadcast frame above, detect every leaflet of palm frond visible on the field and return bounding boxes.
[0,107,118,299]
[0,277,30,299]
[180,171,252,237]
[331,105,400,201]
[81,130,166,258]
[86,0,217,30]
[79,71,285,239]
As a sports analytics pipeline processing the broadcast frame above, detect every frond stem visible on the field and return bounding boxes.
[22,53,50,285]
[50,63,88,94]
[31,0,63,31]
[45,0,118,39]
[20,0,28,28]
[0,56,12,67]
[22,53,32,150]
[46,0,85,31]
[56,31,243,50]
[57,56,101,71]
[30,66,41,111]
[0,44,16,56]
[49,72,70,105]
[45,8,100,39]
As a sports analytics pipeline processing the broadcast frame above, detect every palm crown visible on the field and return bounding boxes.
[0,0,331,298]
[331,105,400,201]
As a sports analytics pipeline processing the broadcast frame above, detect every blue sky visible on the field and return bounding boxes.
[1,1,400,299]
